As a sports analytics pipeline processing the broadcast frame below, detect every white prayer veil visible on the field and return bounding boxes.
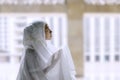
[17,21,58,80]
[24,21,58,69]
[17,21,76,80]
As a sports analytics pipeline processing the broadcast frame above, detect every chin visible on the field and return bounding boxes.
[49,38,52,40]
[45,37,52,40]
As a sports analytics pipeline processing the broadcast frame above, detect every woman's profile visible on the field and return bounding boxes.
[17,21,76,80]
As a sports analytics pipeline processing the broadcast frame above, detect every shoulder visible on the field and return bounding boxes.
[26,48,35,54]
[25,48,37,59]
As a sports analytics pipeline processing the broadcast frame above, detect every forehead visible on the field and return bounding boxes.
[45,24,51,30]
[45,24,48,28]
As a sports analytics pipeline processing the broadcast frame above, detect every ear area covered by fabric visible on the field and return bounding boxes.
[23,27,34,49]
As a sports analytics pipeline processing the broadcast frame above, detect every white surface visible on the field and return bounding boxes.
[0,0,65,5]
[83,13,120,80]
[0,63,19,80]
[85,0,120,5]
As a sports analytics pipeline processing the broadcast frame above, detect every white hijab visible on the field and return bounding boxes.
[23,21,59,69]
[17,21,59,80]
[17,21,76,80]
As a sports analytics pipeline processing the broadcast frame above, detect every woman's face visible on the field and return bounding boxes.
[45,24,52,40]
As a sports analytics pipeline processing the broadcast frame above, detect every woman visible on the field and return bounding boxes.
[17,21,76,80]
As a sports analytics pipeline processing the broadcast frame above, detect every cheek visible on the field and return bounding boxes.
[50,33,52,36]
[45,32,48,37]
[46,32,50,37]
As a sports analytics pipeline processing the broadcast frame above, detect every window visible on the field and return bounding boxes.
[0,17,8,53]
[105,55,110,61]
[95,55,100,62]
[114,18,120,52]
[115,55,120,61]
[86,55,90,62]
[104,17,110,53]
[94,17,100,53]
[83,16,91,53]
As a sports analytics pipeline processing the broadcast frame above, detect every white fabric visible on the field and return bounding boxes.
[16,21,76,80]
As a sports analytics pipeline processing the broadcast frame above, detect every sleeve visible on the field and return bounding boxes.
[61,45,77,80]
[32,40,62,72]
[43,50,61,74]
[67,46,77,79]
[32,41,55,70]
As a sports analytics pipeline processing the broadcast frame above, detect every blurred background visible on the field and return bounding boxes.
[0,0,120,80]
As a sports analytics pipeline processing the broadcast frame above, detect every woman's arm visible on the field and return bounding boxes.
[43,50,61,74]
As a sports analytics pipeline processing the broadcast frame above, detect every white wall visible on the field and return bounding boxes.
[83,13,120,80]
[84,0,120,5]
[0,0,65,5]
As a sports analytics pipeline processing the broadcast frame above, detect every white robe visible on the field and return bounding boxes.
[16,21,76,80]
[17,46,76,80]
[46,45,76,80]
